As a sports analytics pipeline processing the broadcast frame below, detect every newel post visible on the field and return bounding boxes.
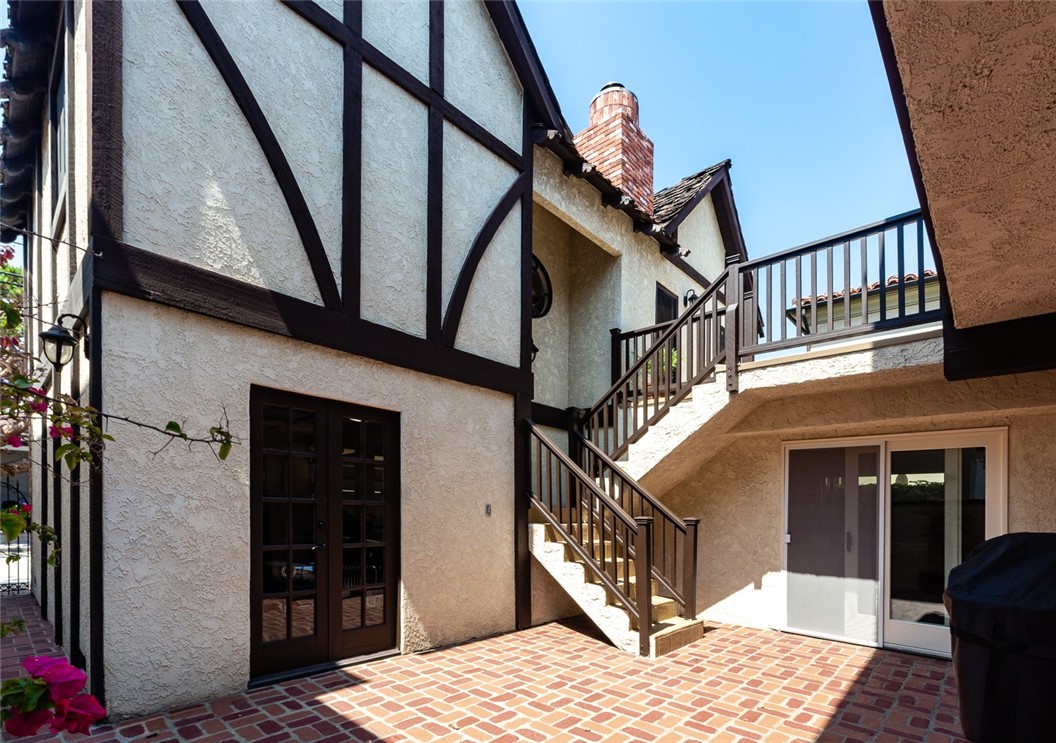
[610,327,622,384]
[682,517,700,618]
[724,257,740,393]
[635,516,654,657]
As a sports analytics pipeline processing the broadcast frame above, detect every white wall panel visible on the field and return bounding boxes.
[122,0,323,304]
[444,0,523,150]
[203,0,344,288]
[362,0,430,85]
[360,67,429,337]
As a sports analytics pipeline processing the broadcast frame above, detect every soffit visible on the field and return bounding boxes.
[882,1,1056,329]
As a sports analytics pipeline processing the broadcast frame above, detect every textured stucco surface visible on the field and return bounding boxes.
[531,209,571,410]
[444,0,523,151]
[883,1,1056,327]
[362,0,429,84]
[203,0,344,285]
[660,372,1056,631]
[99,295,516,718]
[441,122,520,367]
[568,233,621,409]
[360,66,429,337]
[676,194,727,282]
[122,0,324,304]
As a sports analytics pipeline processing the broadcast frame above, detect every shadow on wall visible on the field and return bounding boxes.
[813,648,966,742]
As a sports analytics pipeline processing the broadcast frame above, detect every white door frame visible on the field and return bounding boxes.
[782,428,1007,656]
[883,428,1007,657]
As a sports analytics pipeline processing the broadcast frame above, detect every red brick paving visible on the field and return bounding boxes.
[1,594,967,742]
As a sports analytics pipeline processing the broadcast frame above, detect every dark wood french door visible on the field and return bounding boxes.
[250,388,399,679]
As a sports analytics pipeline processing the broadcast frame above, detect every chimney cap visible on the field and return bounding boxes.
[591,81,638,105]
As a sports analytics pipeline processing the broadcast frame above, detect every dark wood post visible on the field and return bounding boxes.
[514,393,532,630]
[635,516,654,657]
[610,327,622,384]
[724,258,740,393]
[682,517,700,618]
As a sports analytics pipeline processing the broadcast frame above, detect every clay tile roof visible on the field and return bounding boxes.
[652,160,730,226]
[794,269,938,306]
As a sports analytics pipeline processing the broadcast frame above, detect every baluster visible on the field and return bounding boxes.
[794,254,803,338]
[843,241,851,329]
[878,230,887,322]
[780,260,787,341]
[897,222,906,319]
[765,263,773,345]
[917,219,926,313]
[636,517,653,657]
[810,249,817,337]
[860,237,868,325]
[826,245,834,334]
[683,517,699,618]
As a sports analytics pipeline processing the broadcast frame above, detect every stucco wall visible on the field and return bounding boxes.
[444,0,523,151]
[659,369,1056,631]
[99,294,517,718]
[676,194,727,282]
[530,209,571,410]
[442,123,521,367]
[121,0,327,305]
[360,66,429,338]
[568,232,621,409]
[362,0,429,84]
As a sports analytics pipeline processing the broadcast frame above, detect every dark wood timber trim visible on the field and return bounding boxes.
[69,345,84,668]
[519,98,534,372]
[430,0,444,96]
[529,402,568,430]
[440,174,527,347]
[662,253,711,292]
[52,366,63,647]
[284,1,522,171]
[39,430,48,621]
[514,392,531,630]
[712,177,749,264]
[427,108,444,341]
[341,1,362,315]
[942,312,1056,381]
[88,0,122,243]
[92,238,533,396]
[87,287,104,705]
[177,1,342,311]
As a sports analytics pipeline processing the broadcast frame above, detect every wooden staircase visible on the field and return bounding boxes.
[526,422,702,657]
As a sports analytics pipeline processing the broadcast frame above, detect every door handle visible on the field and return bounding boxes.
[846,531,853,552]
[314,541,327,550]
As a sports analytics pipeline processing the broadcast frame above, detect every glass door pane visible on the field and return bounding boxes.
[886,446,987,653]
[787,446,879,644]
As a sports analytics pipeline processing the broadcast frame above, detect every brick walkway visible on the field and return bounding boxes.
[1,594,967,742]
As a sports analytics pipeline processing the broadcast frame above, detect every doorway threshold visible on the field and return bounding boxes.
[248,647,400,689]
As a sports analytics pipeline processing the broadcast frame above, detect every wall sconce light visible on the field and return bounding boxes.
[531,342,539,363]
[684,289,698,307]
[39,313,84,370]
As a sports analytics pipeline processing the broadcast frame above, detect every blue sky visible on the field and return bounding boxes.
[518,1,919,258]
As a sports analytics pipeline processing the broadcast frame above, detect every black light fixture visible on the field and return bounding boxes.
[684,289,698,307]
[531,342,539,363]
[39,313,83,370]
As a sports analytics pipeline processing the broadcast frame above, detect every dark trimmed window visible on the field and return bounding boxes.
[656,283,678,323]
[532,256,553,319]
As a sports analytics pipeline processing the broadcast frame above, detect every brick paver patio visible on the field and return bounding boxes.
[1,594,967,742]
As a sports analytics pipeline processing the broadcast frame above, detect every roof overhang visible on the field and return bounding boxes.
[872,1,1056,329]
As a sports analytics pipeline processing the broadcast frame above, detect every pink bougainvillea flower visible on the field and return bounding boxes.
[5,434,23,448]
[27,388,48,413]
[22,655,66,676]
[42,663,88,701]
[20,503,31,514]
[50,693,107,735]
[48,425,74,439]
[4,708,54,737]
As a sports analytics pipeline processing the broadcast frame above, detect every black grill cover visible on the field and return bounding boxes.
[943,532,1056,742]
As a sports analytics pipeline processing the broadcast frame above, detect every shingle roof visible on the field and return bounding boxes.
[652,161,730,226]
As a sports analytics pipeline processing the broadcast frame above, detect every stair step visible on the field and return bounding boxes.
[652,595,679,622]
[650,617,705,657]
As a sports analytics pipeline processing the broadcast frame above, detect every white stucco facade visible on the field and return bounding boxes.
[99,294,518,717]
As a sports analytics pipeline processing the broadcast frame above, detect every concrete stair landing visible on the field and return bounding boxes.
[530,523,704,657]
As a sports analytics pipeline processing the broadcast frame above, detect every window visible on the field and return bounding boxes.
[655,283,678,324]
[531,256,552,319]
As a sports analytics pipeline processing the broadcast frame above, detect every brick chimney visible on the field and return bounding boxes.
[573,82,654,216]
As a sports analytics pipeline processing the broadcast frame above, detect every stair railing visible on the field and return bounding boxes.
[527,420,654,656]
[583,268,731,460]
[577,433,698,618]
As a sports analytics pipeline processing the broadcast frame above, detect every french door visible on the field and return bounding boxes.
[250,388,399,679]
[785,430,1006,656]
